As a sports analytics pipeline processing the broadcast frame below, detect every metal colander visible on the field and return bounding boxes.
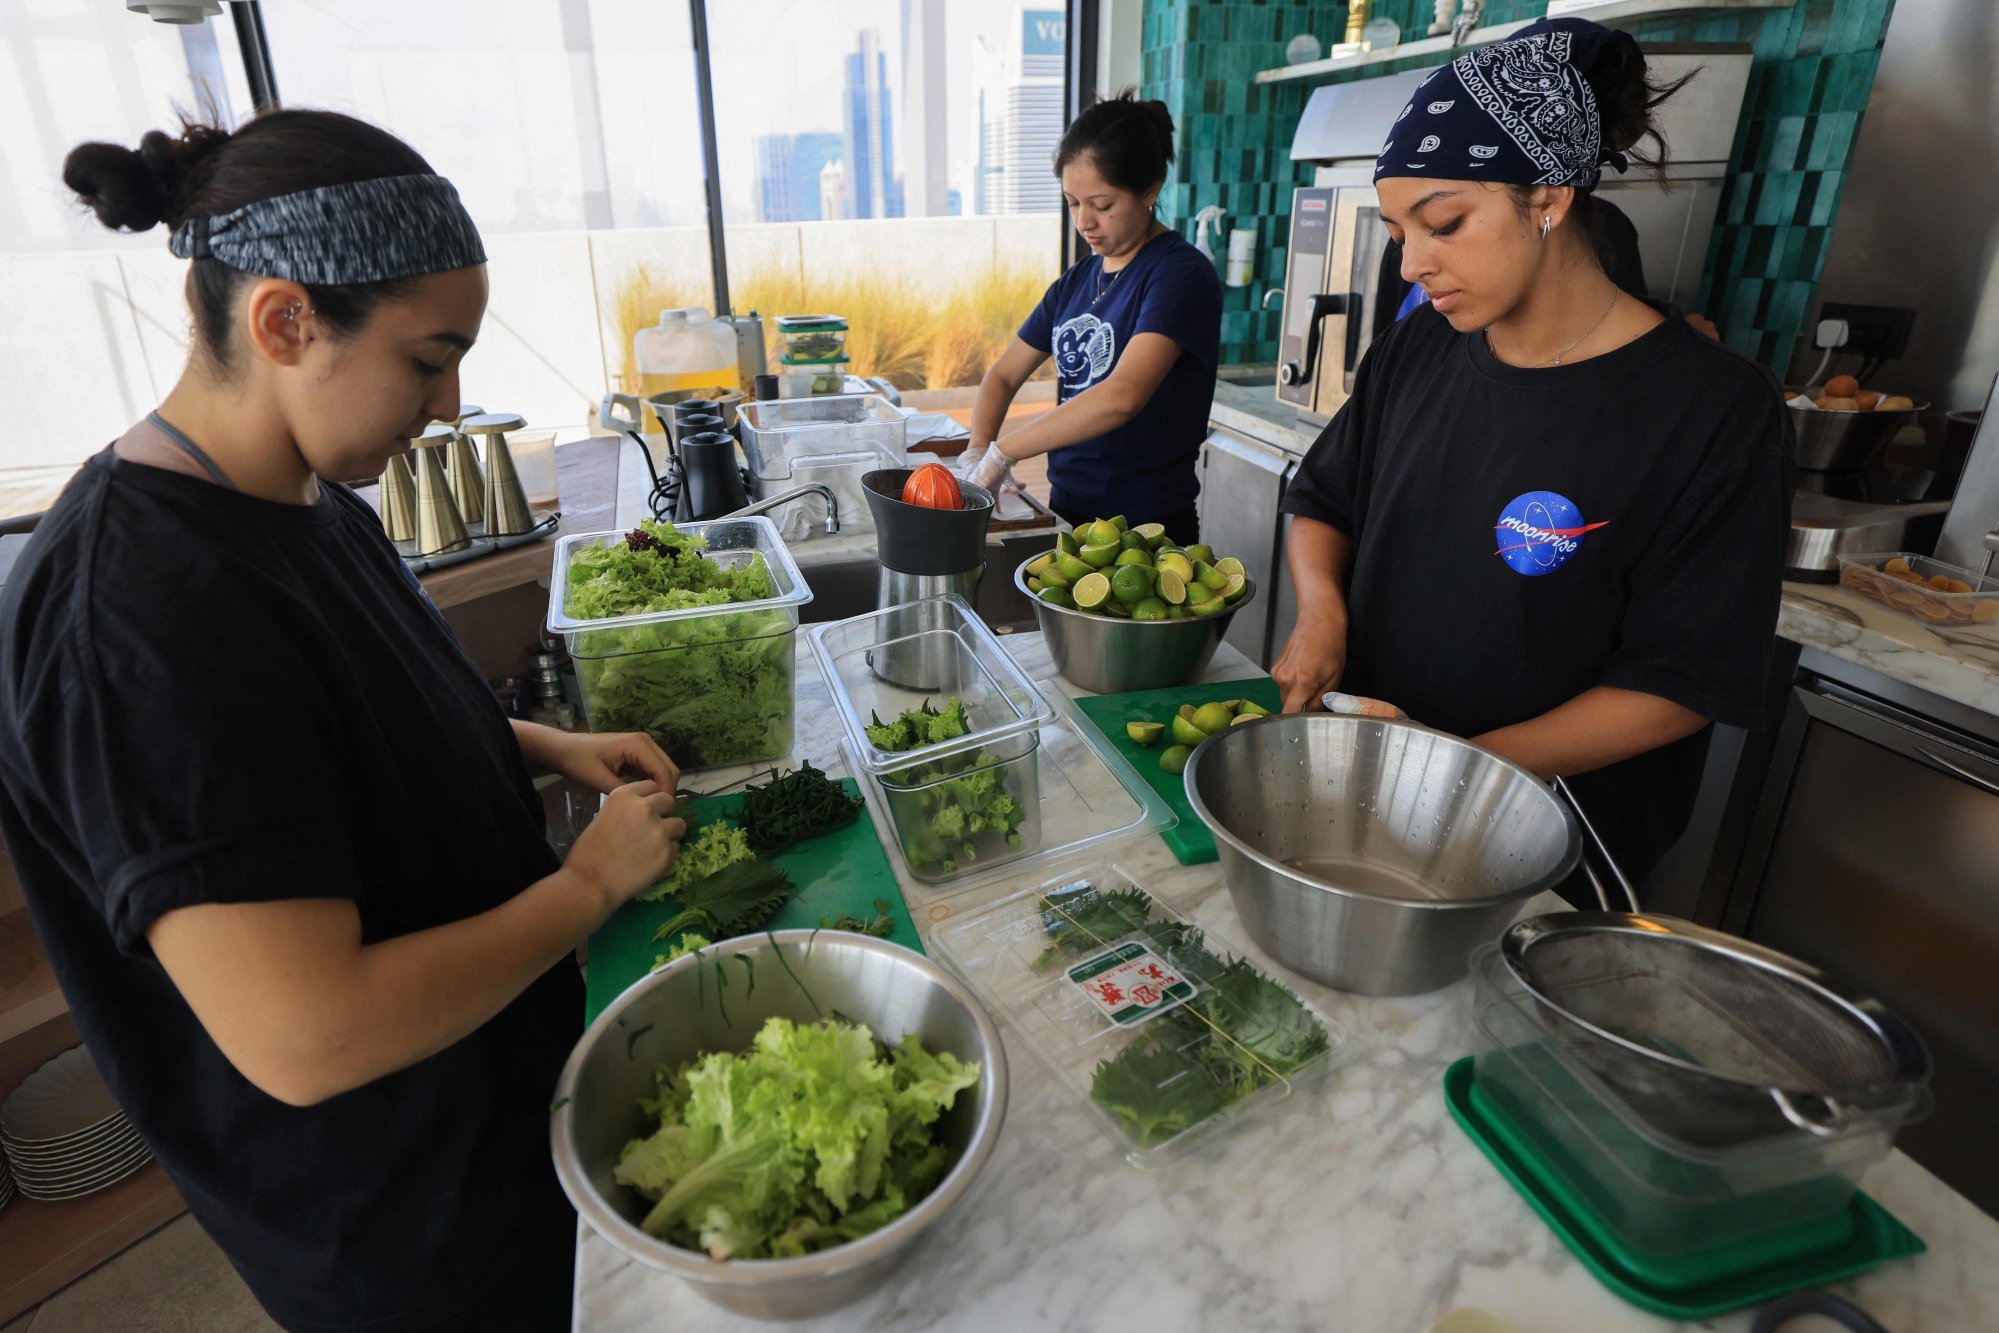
[1500,913,1931,1149]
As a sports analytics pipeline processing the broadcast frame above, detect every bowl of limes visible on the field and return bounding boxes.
[1013,515,1256,694]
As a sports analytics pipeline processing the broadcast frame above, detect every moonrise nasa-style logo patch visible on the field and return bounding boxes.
[1493,491,1608,576]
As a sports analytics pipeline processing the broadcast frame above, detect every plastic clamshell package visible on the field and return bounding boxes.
[546,517,814,770]
[840,681,1174,891]
[933,861,1352,1167]
[1836,550,1999,640]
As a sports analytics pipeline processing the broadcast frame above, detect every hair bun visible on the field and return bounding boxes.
[62,122,227,234]
[1139,99,1177,157]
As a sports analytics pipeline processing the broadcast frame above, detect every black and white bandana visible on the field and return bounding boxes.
[169,173,486,284]
[1375,18,1638,191]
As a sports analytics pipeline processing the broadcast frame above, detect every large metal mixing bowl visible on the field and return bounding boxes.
[550,932,1008,1321]
[1185,714,1580,995]
[1014,554,1255,693]
[1787,393,1927,471]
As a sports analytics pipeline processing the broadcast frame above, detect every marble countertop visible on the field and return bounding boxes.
[572,633,1999,1333]
[1779,581,1999,718]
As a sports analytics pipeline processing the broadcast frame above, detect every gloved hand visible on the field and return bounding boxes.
[961,445,1014,494]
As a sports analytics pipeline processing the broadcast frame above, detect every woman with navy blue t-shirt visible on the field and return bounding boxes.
[963,93,1223,544]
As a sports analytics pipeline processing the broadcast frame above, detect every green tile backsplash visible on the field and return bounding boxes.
[1143,0,1898,372]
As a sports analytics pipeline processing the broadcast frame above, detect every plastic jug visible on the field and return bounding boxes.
[633,307,740,397]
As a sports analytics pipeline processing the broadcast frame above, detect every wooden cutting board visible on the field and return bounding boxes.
[583,779,922,1024]
[1072,676,1284,865]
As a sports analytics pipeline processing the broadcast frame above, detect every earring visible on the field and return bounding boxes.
[285,301,302,321]
[1540,215,1552,241]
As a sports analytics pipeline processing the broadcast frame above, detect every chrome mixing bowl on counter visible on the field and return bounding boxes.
[1185,714,1580,995]
[1013,554,1255,694]
[550,932,1008,1320]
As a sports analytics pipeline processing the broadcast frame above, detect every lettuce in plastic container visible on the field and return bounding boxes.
[563,521,796,769]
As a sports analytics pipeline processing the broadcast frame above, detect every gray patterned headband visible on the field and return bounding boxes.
[1376,17,1638,192]
[168,173,486,285]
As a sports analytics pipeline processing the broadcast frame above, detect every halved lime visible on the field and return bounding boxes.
[1166,605,1190,620]
[1126,721,1165,747]
[1215,556,1246,580]
[1230,713,1261,726]
[1194,560,1230,593]
[1186,543,1216,565]
[1100,599,1133,619]
[1120,529,1148,552]
[1026,576,1043,592]
[1133,522,1168,549]
[1222,572,1249,603]
[1114,547,1154,568]
[1087,519,1122,548]
[1107,514,1130,533]
[1157,570,1188,605]
[1130,597,1168,622]
[1170,714,1208,748]
[1188,594,1227,617]
[1055,552,1094,584]
[1026,552,1056,578]
[1038,586,1075,608]
[1039,561,1072,590]
[1056,530,1079,556]
[1157,552,1195,584]
[1191,702,1236,735]
[1079,541,1121,568]
[1072,571,1112,610]
[1177,704,1197,721]
[1236,699,1271,718]
[1158,744,1192,775]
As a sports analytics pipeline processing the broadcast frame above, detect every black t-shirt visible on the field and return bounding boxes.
[1282,306,1794,876]
[0,450,581,1331]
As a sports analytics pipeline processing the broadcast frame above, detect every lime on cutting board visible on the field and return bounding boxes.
[1073,677,1284,865]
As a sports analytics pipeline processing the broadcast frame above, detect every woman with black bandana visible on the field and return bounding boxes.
[0,112,688,1331]
[1274,18,1794,888]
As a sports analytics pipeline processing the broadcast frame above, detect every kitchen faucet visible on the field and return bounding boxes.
[721,484,840,535]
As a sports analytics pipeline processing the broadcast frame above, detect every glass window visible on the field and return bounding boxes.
[1,0,251,518]
[700,1,1067,392]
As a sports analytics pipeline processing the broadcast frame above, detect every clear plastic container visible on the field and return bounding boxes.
[934,862,1352,1167]
[546,517,814,771]
[1836,551,1999,639]
[776,314,849,365]
[1470,947,1898,1260]
[841,684,1176,890]
[633,307,740,397]
[778,363,852,398]
[809,596,1053,774]
[739,394,907,481]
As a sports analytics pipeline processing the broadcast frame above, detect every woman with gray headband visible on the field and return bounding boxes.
[0,110,688,1331]
[1274,18,1793,890]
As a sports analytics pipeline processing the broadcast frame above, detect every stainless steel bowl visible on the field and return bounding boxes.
[1185,714,1580,995]
[551,932,1008,1321]
[1013,554,1255,693]
[1787,392,1927,471]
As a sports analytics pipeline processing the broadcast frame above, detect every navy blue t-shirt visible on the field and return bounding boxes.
[1019,230,1222,522]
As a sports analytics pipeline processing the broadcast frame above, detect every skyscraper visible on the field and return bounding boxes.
[753,132,843,224]
[842,29,903,221]
[974,9,1065,215]
[899,0,948,217]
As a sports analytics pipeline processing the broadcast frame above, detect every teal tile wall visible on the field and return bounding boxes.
[1143,0,1897,371]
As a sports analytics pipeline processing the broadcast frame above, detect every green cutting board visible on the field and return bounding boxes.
[583,779,922,1024]
[1073,676,1283,865]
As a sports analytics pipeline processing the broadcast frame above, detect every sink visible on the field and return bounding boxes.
[795,534,1049,632]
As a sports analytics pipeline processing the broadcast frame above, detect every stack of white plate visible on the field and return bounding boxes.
[0,1139,15,1212]
[0,1047,151,1201]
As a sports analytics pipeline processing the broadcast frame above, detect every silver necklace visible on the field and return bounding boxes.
[1487,290,1621,368]
[1090,261,1123,308]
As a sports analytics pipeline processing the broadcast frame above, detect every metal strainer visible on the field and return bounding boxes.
[1500,913,1931,1148]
